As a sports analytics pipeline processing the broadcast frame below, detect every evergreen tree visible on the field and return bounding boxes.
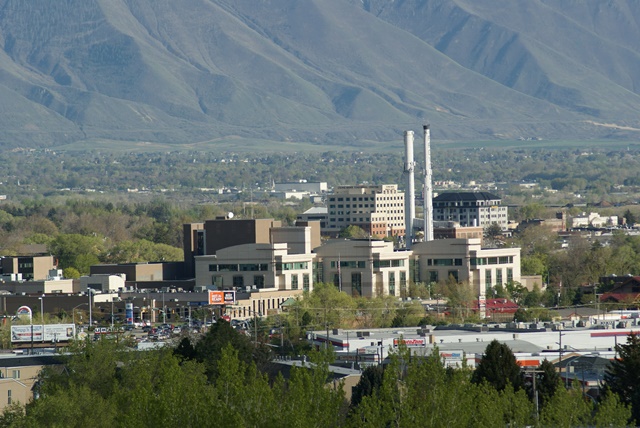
[471,340,523,391]
[350,365,384,409]
[534,359,561,409]
[604,332,640,424]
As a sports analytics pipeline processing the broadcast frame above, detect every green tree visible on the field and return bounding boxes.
[350,365,384,409]
[532,359,561,409]
[63,267,81,279]
[539,382,593,428]
[339,225,369,239]
[194,320,268,381]
[471,340,523,391]
[624,209,637,226]
[592,390,633,427]
[604,332,640,424]
[48,233,104,274]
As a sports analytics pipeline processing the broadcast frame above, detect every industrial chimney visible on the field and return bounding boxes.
[404,131,416,248]
[423,125,434,241]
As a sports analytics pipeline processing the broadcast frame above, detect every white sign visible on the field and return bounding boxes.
[11,325,42,342]
[11,324,75,343]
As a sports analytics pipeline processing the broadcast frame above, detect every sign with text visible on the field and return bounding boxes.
[393,338,426,347]
[208,290,236,306]
[11,324,75,343]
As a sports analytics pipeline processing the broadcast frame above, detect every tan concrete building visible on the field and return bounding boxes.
[0,354,63,411]
[411,238,521,298]
[80,274,126,293]
[227,289,305,320]
[313,240,411,298]
[326,184,405,238]
[0,256,56,281]
[195,243,316,292]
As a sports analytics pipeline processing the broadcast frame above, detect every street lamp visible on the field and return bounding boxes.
[38,296,44,343]
[88,288,94,329]
[72,303,88,325]
[162,291,166,324]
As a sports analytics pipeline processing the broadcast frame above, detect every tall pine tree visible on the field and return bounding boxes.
[472,340,523,391]
[604,332,640,424]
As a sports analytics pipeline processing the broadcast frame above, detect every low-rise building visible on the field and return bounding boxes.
[0,256,56,281]
[0,354,63,412]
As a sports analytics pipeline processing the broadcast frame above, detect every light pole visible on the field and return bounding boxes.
[88,289,93,329]
[38,296,44,343]
[162,291,166,324]
[72,303,88,329]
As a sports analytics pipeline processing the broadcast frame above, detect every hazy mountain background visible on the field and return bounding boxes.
[0,0,639,151]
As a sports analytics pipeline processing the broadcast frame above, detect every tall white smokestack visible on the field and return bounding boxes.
[404,130,415,248]
[423,125,434,241]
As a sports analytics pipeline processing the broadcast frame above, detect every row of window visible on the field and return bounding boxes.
[427,270,459,283]
[485,268,514,286]
[426,258,463,266]
[334,271,407,297]
[209,263,269,272]
[329,197,374,202]
[276,262,308,270]
[434,201,500,207]
[329,260,406,269]
[471,256,514,266]
[213,274,310,291]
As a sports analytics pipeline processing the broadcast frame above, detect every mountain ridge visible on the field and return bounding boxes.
[0,0,639,150]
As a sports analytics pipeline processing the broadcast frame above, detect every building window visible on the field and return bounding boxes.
[333,273,341,288]
[352,273,362,297]
[448,271,459,282]
[213,276,223,287]
[233,276,244,287]
[400,271,407,289]
[291,274,299,290]
[389,272,396,296]
[303,274,310,291]
[12,370,19,379]
[7,390,10,405]
[496,269,503,285]
[254,275,265,289]
[485,270,492,287]
[429,271,438,283]
[507,268,513,283]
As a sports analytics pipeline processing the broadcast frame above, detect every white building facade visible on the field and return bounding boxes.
[326,184,405,237]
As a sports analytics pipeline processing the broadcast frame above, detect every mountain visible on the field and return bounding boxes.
[0,0,639,150]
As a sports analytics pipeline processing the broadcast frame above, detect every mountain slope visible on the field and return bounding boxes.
[0,0,639,150]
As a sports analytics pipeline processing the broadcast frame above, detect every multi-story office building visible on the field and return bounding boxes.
[195,243,315,292]
[411,238,521,298]
[313,240,411,298]
[326,184,405,237]
[433,192,508,230]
